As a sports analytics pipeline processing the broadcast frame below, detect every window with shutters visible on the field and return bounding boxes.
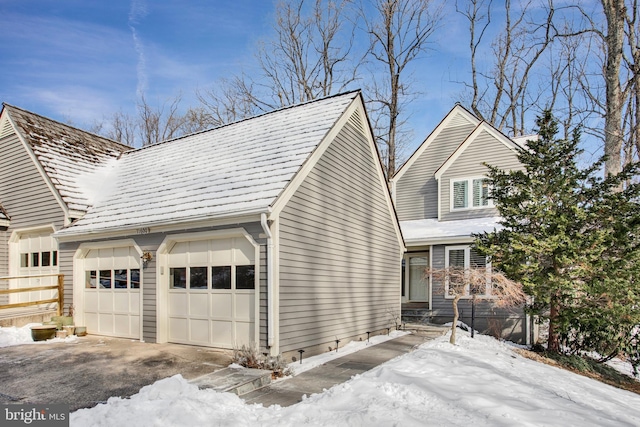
[451,177,492,210]
[445,245,491,298]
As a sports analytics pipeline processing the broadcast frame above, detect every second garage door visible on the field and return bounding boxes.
[166,235,257,348]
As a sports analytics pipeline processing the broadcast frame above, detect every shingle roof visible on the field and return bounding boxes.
[3,104,131,213]
[57,91,359,236]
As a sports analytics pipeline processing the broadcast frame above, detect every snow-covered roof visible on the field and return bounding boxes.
[400,217,502,245]
[57,91,359,236]
[3,104,131,213]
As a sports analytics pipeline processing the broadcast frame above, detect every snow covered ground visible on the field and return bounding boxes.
[68,330,640,427]
[2,324,637,426]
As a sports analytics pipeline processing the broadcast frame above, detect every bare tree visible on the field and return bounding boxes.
[428,266,526,345]
[199,0,358,123]
[362,0,443,178]
[104,110,138,146]
[457,0,555,137]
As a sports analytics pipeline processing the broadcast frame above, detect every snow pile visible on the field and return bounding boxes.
[70,330,640,427]
[0,323,78,347]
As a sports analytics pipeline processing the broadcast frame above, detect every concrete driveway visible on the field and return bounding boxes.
[0,336,233,411]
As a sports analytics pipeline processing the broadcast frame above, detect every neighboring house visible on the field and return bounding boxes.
[0,104,130,308]
[391,104,534,344]
[0,92,404,359]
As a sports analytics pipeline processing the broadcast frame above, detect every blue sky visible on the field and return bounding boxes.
[0,0,477,154]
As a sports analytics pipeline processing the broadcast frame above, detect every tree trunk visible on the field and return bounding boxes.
[450,294,461,345]
[547,299,561,352]
[602,0,625,177]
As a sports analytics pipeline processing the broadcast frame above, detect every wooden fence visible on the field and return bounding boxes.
[0,274,64,316]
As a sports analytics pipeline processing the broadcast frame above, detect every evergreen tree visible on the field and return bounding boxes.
[474,110,640,370]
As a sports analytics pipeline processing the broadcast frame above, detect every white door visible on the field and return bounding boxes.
[407,253,429,302]
[82,246,141,338]
[166,236,256,348]
[13,230,59,306]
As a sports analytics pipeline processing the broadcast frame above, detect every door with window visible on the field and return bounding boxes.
[13,229,59,306]
[166,236,256,348]
[82,246,141,338]
[405,252,429,302]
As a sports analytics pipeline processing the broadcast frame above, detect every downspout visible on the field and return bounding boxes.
[261,213,275,347]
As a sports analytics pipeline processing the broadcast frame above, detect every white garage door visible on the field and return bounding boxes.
[12,229,59,306]
[167,236,256,348]
[83,246,140,339]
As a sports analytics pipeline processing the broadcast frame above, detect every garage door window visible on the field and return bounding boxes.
[86,269,141,289]
[236,265,255,290]
[171,265,254,290]
[20,251,58,268]
[212,266,231,289]
[170,268,187,289]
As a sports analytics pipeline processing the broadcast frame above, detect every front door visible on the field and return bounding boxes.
[407,253,429,302]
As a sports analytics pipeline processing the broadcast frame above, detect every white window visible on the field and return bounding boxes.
[451,178,492,210]
[444,246,491,298]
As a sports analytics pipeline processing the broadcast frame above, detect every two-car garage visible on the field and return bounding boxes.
[74,229,259,349]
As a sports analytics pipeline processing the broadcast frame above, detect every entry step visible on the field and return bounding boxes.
[190,366,272,396]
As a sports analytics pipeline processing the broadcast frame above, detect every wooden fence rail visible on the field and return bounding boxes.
[0,274,64,316]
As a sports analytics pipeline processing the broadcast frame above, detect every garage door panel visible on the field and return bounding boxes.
[211,293,232,318]
[235,293,254,320]
[113,293,130,313]
[130,292,141,314]
[211,320,233,346]
[235,322,253,347]
[169,292,188,316]
[114,314,130,335]
[98,293,114,312]
[189,318,210,343]
[210,240,232,264]
[85,291,99,311]
[86,313,99,334]
[99,314,114,334]
[169,317,188,342]
[189,293,208,317]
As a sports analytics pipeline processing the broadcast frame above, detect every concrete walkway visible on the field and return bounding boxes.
[242,325,447,407]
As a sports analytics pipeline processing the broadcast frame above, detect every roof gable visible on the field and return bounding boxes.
[1,104,131,215]
[57,92,360,237]
[434,121,522,180]
[391,104,480,183]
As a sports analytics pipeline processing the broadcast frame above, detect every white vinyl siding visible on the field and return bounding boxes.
[278,113,401,354]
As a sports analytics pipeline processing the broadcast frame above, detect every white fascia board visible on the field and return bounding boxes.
[391,105,480,183]
[54,211,265,243]
[405,236,474,247]
[7,112,72,220]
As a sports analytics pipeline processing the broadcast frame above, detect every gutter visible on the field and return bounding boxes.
[261,213,275,347]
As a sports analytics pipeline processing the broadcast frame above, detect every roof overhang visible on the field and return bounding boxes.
[54,209,267,243]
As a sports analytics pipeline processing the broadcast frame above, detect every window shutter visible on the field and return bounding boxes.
[473,179,489,207]
[448,249,465,268]
[469,249,487,268]
[453,181,468,208]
